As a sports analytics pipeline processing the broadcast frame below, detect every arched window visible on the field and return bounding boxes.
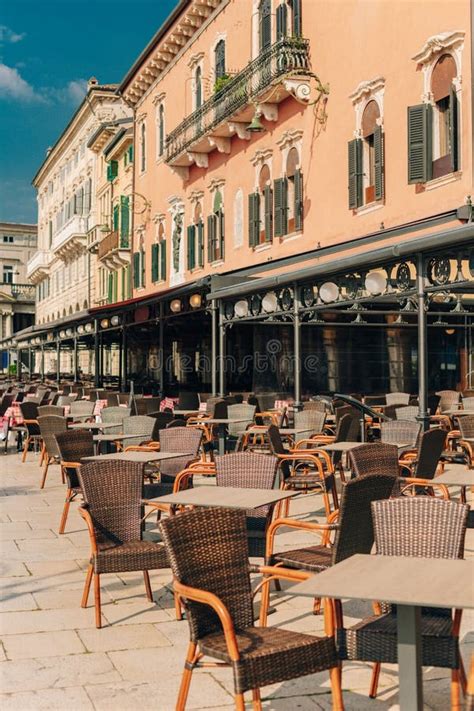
[288,0,302,37]
[158,104,165,157]
[259,0,272,52]
[361,100,381,204]
[215,40,226,81]
[431,54,458,174]
[195,66,202,109]
[258,164,272,244]
[140,122,146,172]
[208,190,225,262]
[348,99,384,208]
[188,202,205,271]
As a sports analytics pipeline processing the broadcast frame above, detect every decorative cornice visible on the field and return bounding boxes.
[152,91,166,105]
[189,190,205,203]
[207,177,225,192]
[250,148,273,167]
[412,31,465,65]
[188,51,205,70]
[152,212,166,223]
[136,112,147,123]
[349,76,385,104]
[276,129,304,150]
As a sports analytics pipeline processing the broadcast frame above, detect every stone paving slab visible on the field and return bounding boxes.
[0,450,472,709]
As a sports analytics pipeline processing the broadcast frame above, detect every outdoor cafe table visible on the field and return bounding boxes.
[289,553,474,711]
[318,441,410,453]
[68,422,118,431]
[191,417,251,455]
[173,409,201,416]
[82,451,192,464]
[443,409,474,416]
[92,432,149,455]
[149,485,296,510]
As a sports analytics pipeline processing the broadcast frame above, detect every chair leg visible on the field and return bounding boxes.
[176,642,198,710]
[59,490,72,534]
[39,443,45,466]
[313,597,322,615]
[459,656,467,693]
[94,572,102,628]
[174,591,183,621]
[22,436,30,463]
[143,570,153,602]
[61,465,65,485]
[81,564,93,608]
[40,458,50,489]
[234,694,245,711]
[369,662,381,698]
[329,664,344,711]
[252,689,262,710]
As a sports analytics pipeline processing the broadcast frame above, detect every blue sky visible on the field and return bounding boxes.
[0,0,178,224]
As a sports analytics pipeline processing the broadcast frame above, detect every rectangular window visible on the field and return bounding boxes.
[273,178,288,237]
[407,103,433,184]
[248,192,260,247]
[151,243,159,282]
[3,265,13,283]
[107,160,118,182]
[187,225,196,270]
[3,235,14,243]
[197,220,204,267]
[133,252,140,288]
[119,196,130,246]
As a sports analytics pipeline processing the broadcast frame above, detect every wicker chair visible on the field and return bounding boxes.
[55,430,94,534]
[69,400,95,422]
[336,497,468,709]
[215,452,278,558]
[294,410,326,441]
[38,405,64,417]
[264,473,397,619]
[101,406,131,435]
[462,396,474,409]
[394,405,419,422]
[177,391,200,410]
[78,460,169,628]
[148,411,175,429]
[105,392,119,407]
[436,389,461,413]
[57,395,73,407]
[302,400,326,412]
[398,428,447,496]
[19,401,41,463]
[267,423,338,517]
[349,442,399,478]
[38,415,68,488]
[159,507,344,711]
[385,392,410,406]
[380,420,421,449]
[121,415,156,450]
[458,415,474,469]
[156,427,202,492]
[227,403,256,441]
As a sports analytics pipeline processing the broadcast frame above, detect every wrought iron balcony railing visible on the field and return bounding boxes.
[165,37,310,164]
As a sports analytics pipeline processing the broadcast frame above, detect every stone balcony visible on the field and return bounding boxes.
[52,214,89,262]
[97,230,131,269]
[0,282,36,303]
[165,37,311,177]
[26,250,54,284]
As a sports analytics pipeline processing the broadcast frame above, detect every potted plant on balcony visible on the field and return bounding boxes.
[214,74,232,95]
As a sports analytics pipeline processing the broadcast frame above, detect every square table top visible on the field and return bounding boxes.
[92,433,149,442]
[443,409,474,416]
[173,409,201,415]
[428,470,474,488]
[82,451,192,463]
[68,422,117,431]
[149,485,296,509]
[318,441,409,453]
[191,417,251,425]
[290,554,474,610]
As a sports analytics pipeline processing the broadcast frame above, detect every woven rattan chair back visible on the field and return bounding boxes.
[414,428,446,479]
[462,396,474,409]
[394,405,419,422]
[349,443,399,478]
[458,415,474,440]
[79,461,144,547]
[101,406,131,435]
[267,423,286,456]
[57,395,73,407]
[303,400,326,412]
[372,497,468,560]
[38,405,64,417]
[56,430,94,488]
[178,391,200,410]
[436,389,461,413]
[134,400,149,416]
[227,404,256,437]
[38,415,68,458]
[332,473,398,565]
[106,393,119,407]
[0,394,14,416]
[294,410,326,439]
[70,401,95,417]
[20,401,39,421]
[334,413,353,442]
[385,392,410,406]
[149,412,175,430]
[380,420,421,448]
[159,507,254,640]
[364,395,387,407]
[215,452,278,489]
[159,426,202,477]
[334,405,353,425]
[206,397,224,417]
[122,415,156,450]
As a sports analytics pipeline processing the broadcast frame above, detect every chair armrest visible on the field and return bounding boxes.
[266,517,339,558]
[288,448,333,472]
[173,579,240,661]
[124,444,158,453]
[60,460,82,469]
[400,478,450,499]
[78,505,98,555]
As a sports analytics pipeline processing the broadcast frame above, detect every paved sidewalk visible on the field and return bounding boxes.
[0,450,472,709]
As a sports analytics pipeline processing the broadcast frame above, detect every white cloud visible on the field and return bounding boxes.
[0,62,45,103]
[66,79,88,103]
[0,25,26,45]
[42,78,88,105]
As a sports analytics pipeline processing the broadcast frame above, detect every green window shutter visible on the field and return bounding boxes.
[107,273,113,303]
[207,215,216,262]
[248,192,260,247]
[128,144,133,163]
[274,177,288,237]
[187,225,196,270]
[218,210,225,259]
[374,127,384,201]
[407,104,432,184]
[276,3,288,39]
[120,196,130,245]
[113,272,118,302]
[348,138,363,208]
[260,0,271,50]
[133,252,140,288]
[160,240,166,281]
[449,86,459,172]
[141,249,145,287]
[294,168,304,230]
[292,0,302,36]
[151,243,159,282]
[107,160,118,181]
[113,204,119,231]
[264,185,273,241]
[197,220,204,267]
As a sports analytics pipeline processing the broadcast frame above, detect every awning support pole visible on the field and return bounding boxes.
[159,303,164,397]
[293,284,302,410]
[73,338,78,382]
[218,300,225,397]
[416,253,429,431]
[211,300,217,396]
[94,321,100,387]
[56,341,60,383]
